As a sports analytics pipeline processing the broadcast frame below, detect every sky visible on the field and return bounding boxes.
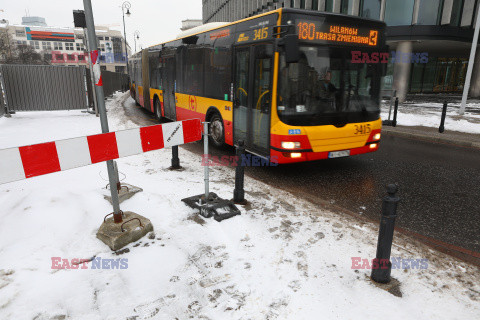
[0,0,203,52]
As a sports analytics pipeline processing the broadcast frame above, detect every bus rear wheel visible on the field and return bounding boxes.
[209,113,225,148]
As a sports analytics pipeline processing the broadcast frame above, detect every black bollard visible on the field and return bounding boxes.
[233,140,246,204]
[171,145,181,169]
[439,101,447,133]
[392,97,399,127]
[371,184,400,284]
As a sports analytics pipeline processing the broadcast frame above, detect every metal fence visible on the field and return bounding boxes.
[0,64,88,112]
[0,77,5,117]
[101,70,129,98]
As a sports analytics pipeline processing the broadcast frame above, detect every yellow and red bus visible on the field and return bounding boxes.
[129,8,386,164]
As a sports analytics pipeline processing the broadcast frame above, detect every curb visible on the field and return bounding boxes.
[382,127,480,150]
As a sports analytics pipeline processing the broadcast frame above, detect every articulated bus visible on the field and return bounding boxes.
[129,8,387,164]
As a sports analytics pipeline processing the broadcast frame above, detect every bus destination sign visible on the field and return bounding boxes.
[296,20,379,47]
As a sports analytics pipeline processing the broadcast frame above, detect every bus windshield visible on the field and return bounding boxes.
[277,46,382,127]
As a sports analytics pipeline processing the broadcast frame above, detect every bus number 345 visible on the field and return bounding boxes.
[254,27,269,40]
[354,124,371,135]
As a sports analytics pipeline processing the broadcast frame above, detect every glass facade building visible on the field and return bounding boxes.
[384,0,415,26]
[360,0,382,19]
[202,0,480,97]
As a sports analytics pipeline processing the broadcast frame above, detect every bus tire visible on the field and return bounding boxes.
[154,97,163,122]
[208,112,226,148]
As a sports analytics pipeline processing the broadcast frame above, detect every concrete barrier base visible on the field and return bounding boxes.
[104,183,143,204]
[96,211,153,251]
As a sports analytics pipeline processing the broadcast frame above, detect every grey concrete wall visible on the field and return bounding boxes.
[461,0,476,26]
[441,0,454,25]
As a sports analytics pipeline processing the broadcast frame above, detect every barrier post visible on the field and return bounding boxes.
[203,121,209,201]
[392,98,399,127]
[170,146,181,169]
[83,0,122,223]
[439,101,447,133]
[371,184,400,284]
[233,140,246,204]
[181,121,241,221]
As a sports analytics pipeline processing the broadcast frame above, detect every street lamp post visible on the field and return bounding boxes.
[121,1,131,75]
[134,30,140,53]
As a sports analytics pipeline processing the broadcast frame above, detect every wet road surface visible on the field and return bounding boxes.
[122,99,480,258]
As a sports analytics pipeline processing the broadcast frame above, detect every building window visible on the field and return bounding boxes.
[360,0,381,19]
[44,53,52,61]
[15,29,25,37]
[76,34,84,40]
[78,55,85,61]
[54,42,63,50]
[30,41,40,49]
[105,36,110,40]
[384,0,415,25]
[341,0,354,14]
[56,54,64,60]
[300,0,306,9]
[97,36,104,41]
[17,40,27,45]
[76,43,85,51]
[450,0,464,26]
[100,43,105,52]
[42,41,52,50]
[325,0,334,12]
[100,66,107,71]
[312,0,319,9]
[115,66,125,73]
[417,0,444,25]
[99,55,106,61]
[65,43,74,51]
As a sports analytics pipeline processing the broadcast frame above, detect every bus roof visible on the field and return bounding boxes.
[132,8,386,57]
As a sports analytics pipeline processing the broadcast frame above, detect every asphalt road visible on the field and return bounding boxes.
[122,99,480,257]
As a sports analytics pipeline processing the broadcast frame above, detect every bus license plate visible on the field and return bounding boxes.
[328,150,350,159]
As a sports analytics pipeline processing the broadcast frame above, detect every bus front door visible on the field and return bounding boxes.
[162,56,176,120]
[233,44,272,156]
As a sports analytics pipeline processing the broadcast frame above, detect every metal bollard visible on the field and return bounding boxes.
[439,101,447,133]
[113,160,121,194]
[371,184,400,284]
[171,145,181,169]
[203,122,210,201]
[233,140,246,204]
[392,98,399,127]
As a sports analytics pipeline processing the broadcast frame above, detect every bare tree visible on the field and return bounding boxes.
[15,44,45,65]
[0,28,15,63]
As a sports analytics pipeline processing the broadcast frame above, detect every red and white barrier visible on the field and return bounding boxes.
[0,119,202,185]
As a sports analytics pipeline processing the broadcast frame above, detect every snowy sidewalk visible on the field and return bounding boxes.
[0,92,479,319]
[381,100,480,131]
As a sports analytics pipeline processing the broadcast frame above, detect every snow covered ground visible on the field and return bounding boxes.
[381,100,480,134]
[0,92,479,319]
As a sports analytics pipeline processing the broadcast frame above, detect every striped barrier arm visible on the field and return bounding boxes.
[0,119,202,185]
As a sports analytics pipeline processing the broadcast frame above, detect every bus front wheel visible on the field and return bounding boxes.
[209,113,225,148]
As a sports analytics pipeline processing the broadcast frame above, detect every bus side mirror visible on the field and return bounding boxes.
[278,34,300,63]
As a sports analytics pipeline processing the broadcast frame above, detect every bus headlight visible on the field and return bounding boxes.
[373,133,381,141]
[369,143,378,149]
[282,141,301,149]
